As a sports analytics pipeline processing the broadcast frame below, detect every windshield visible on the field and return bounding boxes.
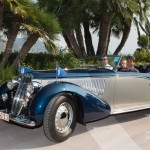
[79,56,121,70]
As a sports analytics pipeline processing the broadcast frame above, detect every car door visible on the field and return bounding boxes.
[114,72,150,108]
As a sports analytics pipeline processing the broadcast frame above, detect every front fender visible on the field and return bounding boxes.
[30,81,110,125]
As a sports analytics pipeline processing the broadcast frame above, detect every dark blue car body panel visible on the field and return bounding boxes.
[30,81,111,125]
[26,68,115,125]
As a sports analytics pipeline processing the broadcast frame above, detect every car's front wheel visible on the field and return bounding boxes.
[43,94,77,142]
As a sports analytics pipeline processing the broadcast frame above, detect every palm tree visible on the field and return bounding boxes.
[0,0,35,67]
[113,21,132,55]
[75,26,86,57]
[58,0,85,58]
[0,0,8,29]
[112,0,140,55]
[95,0,140,56]
[133,0,150,50]
[113,0,150,55]
[135,17,150,49]
[37,0,87,58]
[12,8,60,67]
[0,0,3,30]
[83,19,95,56]
[96,14,113,56]
[38,0,150,57]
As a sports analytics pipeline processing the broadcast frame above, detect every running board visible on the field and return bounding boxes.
[111,104,150,115]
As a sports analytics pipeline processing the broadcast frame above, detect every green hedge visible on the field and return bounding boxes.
[0,65,18,85]
[1,51,150,86]
[0,50,150,70]
[133,49,150,65]
[0,52,81,70]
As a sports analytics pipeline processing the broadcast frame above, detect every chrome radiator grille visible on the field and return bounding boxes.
[11,74,33,116]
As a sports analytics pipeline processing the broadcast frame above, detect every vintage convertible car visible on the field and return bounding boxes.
[0,56,150,142]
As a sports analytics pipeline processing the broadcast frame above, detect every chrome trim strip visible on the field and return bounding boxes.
[42,77,111,95]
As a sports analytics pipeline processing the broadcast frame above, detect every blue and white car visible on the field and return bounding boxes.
[0,56,150,142]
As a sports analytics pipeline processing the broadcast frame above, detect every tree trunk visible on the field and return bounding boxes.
[66,29,82,58]
[134,17,141,38]
[113,21,132,55]
[75,26,86,57]
[0,1,3,30]
[62,31,73,50]
[83,19,95,56]
[97,17,112,56]
[106,27,111,54]
[0,22,20,67]
[12,33,39,67]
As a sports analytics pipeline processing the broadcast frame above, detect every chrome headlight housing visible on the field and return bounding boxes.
[7,80,14,90]
[26,81,41,95]
[7,79,19,90]
[26,82,34,94]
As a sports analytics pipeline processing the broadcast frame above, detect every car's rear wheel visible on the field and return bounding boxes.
[43,94,77,142]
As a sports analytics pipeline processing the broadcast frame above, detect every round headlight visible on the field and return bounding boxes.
[26,82,34,94]
[7,80,14,90]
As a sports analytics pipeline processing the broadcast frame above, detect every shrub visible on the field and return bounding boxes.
[0,65,18,86]
[134,49,150,65]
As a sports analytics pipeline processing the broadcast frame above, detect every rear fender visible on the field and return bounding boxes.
[30,82,110,125]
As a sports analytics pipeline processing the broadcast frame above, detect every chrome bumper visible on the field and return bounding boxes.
[0,109,35,127]
[9,114,36,127]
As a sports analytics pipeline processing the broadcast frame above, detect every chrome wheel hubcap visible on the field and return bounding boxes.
[55,102,73,133]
